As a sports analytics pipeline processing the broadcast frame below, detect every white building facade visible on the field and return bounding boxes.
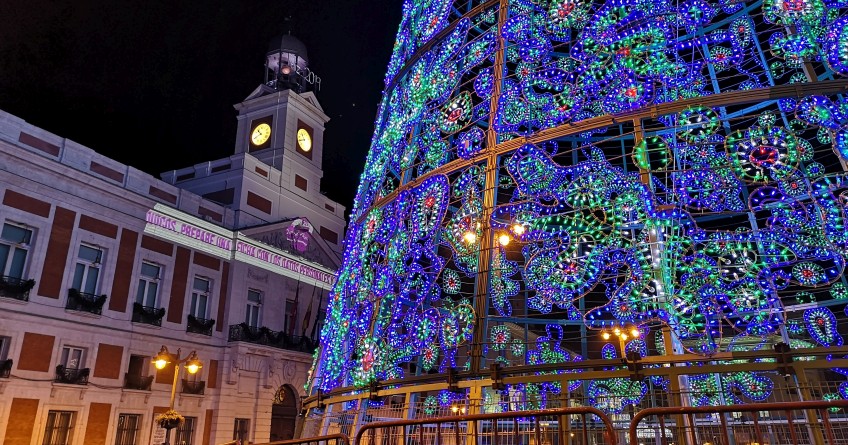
[0,35,345,445]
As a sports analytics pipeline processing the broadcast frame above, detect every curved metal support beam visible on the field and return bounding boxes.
[358,78,848,225]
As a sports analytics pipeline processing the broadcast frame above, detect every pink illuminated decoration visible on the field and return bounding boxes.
[235,240,334,285]
[144,207,335,287]
[286,217,314,253]
[145,210,232,251]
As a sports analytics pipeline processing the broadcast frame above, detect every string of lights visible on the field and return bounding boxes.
[308,0,848,416]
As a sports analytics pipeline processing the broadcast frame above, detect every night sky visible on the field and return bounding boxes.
[0,0,402,215]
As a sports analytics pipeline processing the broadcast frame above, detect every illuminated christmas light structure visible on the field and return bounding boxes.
[304,0,848,431]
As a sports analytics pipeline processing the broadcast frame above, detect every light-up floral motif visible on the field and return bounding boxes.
[309,0,848,417]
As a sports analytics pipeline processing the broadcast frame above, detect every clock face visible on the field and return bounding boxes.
[297,128,312,152]
[251,123,272,146]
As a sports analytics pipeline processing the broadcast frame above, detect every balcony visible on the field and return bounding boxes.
[123,373,153,391]
[55,365,89,385]
[0,359,11,378]
[182,379,205,395]
[0,275,35,301]
[228,323,318,353]
[186,315,216,336]
[131,303,165,326]
[66,289,107,315]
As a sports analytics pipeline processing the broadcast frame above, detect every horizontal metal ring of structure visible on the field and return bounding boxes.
[357,78,848,225]
[303,345,848,409]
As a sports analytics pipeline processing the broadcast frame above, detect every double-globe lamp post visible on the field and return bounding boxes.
[152,345,203,445]
[600,325,641,359]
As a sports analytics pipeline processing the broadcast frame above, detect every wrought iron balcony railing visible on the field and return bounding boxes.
[65,289,107,315]
[186,315,215,336]
[181,379,205,395]
[0,275,35,301]
[228,323,318,353]
[0,359,11,378]
[55,365,89,385]
[123,373,153,391]
[131,303,165,326]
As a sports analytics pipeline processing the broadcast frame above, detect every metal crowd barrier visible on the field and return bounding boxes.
[223,400,848,445]
[354,407,617,445]
[219,433,351,445]
[629,400,848,445]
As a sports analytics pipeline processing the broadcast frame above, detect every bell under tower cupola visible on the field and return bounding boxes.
[231,32,328,174]
[264,34,320,94]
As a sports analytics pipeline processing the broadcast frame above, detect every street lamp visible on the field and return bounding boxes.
[600,325,641,358]
[152,345,202,445]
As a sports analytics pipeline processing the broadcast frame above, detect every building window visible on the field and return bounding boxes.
[114,414,141,445]
[42,411,75,445]
[319,227,339,245]
[245,289,262,328]
[294,175,308,191]
[124,355,153,391]
[127,355,146,377]
[0,336,9,361]
[233,418,250,442]
[190,277,210,318]
[56,346,89,385]
[175,416,196,445]
[0,336,11,378]
[60,346,86,370]
[135,262,161,306]
[72,244,103,294]
[285,299,297,336]
[0,222,33,279]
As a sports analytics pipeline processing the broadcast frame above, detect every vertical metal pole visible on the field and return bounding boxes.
[320,403,335,436]
[169,363,180,410]
[419,420,424,445]
[793,363,826,445]
[467,384,483,444]
[513,418,519,445]
[560,384,570,445]
[686,413,697,445]
[349,398,368,439]
[820,409,837,444]
[786,409,800,445]
[719,413,731,445]
[165,349,182,445]
[580,414,588,445]
[752,411,764,445]
[472,0,510,376]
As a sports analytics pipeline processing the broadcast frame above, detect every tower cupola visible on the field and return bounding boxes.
[265,34,320,93]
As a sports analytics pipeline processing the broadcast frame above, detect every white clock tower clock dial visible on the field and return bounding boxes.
[297,128,312,152]
[251,123,272,146]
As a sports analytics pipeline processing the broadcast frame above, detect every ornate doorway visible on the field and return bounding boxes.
[270,385,298,441]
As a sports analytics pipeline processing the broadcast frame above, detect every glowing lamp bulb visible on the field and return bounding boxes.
[620,334,629,341]
[153,359,168,370]
[613,327,621,335]
[186,363,200,374]
[463,231,477,244]
[451,405,459,413]
[602,332,611,340]
[498,233,511,246]
[512,224,525,235]
[631,328,640,338]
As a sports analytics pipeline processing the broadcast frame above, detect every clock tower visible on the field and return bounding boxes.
[162,33,345,257]
[234,34,326,173]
